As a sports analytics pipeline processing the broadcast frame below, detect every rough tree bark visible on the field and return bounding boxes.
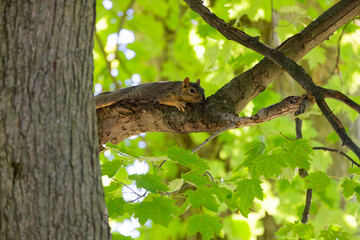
[0,1,110,239]
[97,0,360,147]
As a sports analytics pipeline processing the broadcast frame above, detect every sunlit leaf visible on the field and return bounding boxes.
[185,186,220,212]
[304,172,331,192]
[228,179,263,217]
[133,195,177,227]
[129,174,169,193]
[187,214,222,240]
[319,224,351,240]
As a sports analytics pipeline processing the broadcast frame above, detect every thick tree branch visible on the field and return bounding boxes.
[98,96,302,146]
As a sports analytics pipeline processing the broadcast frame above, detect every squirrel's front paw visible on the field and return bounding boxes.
[175,101,186,112]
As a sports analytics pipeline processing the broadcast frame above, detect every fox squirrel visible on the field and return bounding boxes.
[95,77,205,111]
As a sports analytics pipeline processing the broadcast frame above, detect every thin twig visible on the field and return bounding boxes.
[323,88,360,113]
[112,178,142,196]
[295,97,312,224]
[329,22,349,77]
[129,191,148,203]
[301,189,313,224]
[204,171,215,183]
[192,123,235,153]
[313,147,360,167]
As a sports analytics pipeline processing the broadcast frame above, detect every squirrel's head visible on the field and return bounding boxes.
[181,77,205,103]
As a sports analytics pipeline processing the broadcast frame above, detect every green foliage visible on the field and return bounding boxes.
[128,174,169,193]
[185,186,220,211]
[106,197,129,219]
[112,232,133,240]
[95,0,360,239]
[241,139,313,179]
[102,159,124,178]
[133,194,177,227]
[304,172,331,192]
[168,146,209,173]
[228,179,263,217]
[187,214,223,240]
[319,224,352,240]
[276,222,315,239]
[341,178,360,200]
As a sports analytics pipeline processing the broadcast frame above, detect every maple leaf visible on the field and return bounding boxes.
[168,146,209,173]
[187,214,222,240]
[276,222,315,239]
[106,197,131,219]
[101,159,124,178]
[168,145,199,167]
[304,172,330,192]
[285,139,313,170]
[185,186,220,212]
[129,174,169,193]
[252,154,287,179]
[133,195,177,227]
[182,172,210,187]
[341,178,360,199]
[228,179,263,217]
[319,224,351,240]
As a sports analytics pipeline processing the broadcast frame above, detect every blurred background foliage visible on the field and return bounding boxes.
[94,0,360,239]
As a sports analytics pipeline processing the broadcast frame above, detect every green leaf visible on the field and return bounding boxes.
[129,174,169,193]
[168,145,199,167]
[238,141,266,172]
[304,46,326,70]
[182,172,210,187]
[244,141,266,158]
[106,197,130,219]
[285,139,313,170]
[168,146,209,173]
[187,214,222,240]
[101,159,123,177]
[185,186,220,212]
[177,198,192,217]
[112,232,133,240]
[212,184,232,202]
[276,222,315,239]
[228,179,263,217]
[252,154,287,179]
[347,167,360,175]
[167,178,184,192]
[104,181,123,199]
[133,195,177,227]
[319,224,351,240]
[304,172,331,192]
[192,160,210,174]
[341,178,360,198]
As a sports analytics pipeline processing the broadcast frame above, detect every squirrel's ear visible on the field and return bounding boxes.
[183,77,190,88]
[196,79,200,85]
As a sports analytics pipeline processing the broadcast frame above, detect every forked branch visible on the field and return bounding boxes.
[184,0,360,159]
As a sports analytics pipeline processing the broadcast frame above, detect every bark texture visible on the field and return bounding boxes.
[0,1,110,239]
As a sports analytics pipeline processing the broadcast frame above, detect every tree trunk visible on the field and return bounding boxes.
[0,1,110,239]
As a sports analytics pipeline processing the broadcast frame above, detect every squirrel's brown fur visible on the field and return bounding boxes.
[95,77,205,111]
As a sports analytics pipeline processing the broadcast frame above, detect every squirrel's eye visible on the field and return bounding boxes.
[190,88,195,93]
